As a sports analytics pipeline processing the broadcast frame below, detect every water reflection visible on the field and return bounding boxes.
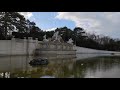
[0,55,76,78]
[0,55,120,78]
[75,56,120,78]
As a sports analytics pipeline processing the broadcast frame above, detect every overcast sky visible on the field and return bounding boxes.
[20,12,120,39]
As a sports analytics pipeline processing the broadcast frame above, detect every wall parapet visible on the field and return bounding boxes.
[37,41,74,51]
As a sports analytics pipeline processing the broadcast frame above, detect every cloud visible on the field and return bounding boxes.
[55,12,101,29]
[45,27,56,31]
[19,12,33,19]
[55,12,120,38]
[104,12,120,23]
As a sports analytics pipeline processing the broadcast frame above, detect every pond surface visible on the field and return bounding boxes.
[0,54,120,78]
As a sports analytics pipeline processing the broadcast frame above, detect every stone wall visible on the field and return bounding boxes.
[1,37,120,56]
[37,42,74,51]
[0,38,76,56]
[35,41,76,55]
[0,37,38,56]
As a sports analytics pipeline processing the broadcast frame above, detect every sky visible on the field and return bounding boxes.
[20,12,120,39]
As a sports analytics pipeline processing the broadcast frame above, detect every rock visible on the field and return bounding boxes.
[29,58,49,65]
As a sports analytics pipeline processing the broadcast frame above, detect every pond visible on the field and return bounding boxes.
[0,54,120,78]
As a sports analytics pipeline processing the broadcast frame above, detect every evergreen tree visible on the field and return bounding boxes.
[0,12,27,39]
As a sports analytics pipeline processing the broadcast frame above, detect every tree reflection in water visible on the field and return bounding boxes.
[1,55,120,78]
[10,58,76,78]
[75,56,120,78]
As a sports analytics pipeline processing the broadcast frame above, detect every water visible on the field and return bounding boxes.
[0,54,120,78]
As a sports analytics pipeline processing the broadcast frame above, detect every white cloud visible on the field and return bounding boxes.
[45,28,56,31]
[55,12,120,39]
[55,12,101,30]
[19,12,33,19]
[104,12,120,23]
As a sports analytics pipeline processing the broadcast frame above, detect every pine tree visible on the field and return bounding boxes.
[0,12,27,39]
